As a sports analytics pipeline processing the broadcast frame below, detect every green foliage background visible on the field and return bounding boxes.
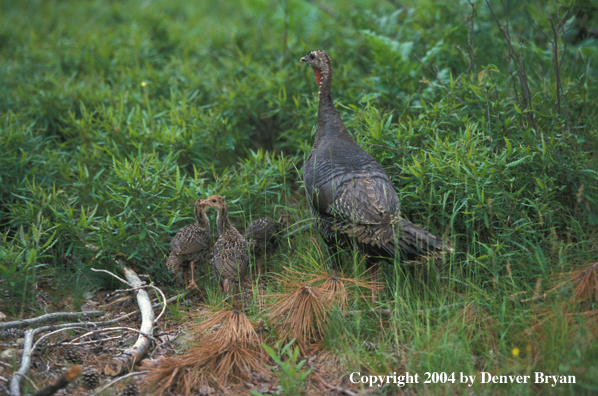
[1,0,597,394]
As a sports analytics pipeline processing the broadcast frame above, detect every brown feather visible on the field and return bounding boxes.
[200,195,249,295]
[166,200,212,275]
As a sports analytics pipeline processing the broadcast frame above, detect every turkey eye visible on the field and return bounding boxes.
[212,199,216,202]
[310,53,315,60]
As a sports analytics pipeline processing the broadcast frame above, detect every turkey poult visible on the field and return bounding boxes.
[200,195,249,295]
[166,200,212,290]
[300,50,453,270]
[245,214,289,272]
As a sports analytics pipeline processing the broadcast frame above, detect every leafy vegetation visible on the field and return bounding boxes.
[257,340,313,396]
[1,0,597,394]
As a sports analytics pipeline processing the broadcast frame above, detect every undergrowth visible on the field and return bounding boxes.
[1,0,597,394]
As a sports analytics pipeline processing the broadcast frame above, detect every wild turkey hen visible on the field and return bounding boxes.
[166,200,212,290]
[245,214,289,272]
[200,195,249,295]
[300,50,452,269]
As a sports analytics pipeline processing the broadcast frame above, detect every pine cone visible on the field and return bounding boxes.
[0,327,20,339]
[63,348,82,365]
[81,367,100,390]
[122,383,139,396]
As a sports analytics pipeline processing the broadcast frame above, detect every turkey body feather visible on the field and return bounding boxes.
[166,200,212,290]
[201,195,249,295]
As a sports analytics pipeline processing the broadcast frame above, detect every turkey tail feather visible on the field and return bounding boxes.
[396,218,452,260]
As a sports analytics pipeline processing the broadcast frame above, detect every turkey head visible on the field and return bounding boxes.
[300,50,332,90]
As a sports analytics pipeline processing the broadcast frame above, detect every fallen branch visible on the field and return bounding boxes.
[158,292,189,308]
[60,336,121,347]
[32,327,88,353]
[8,308,148,395]
[0,311,105,331]
[90,268,132,288]
[9,326,50,396]
[67,327,157,345]
[7,264,170,394]
[92,268,167,324]
[96,266,156,376]
[31,365,81,396]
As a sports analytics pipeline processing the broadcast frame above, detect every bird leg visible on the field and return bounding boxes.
[185,261,199,290]
[325,242,342,277]
[370,268,379,303]
[366,257,379,303]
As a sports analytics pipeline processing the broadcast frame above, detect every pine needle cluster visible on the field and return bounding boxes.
[146,306,267,395]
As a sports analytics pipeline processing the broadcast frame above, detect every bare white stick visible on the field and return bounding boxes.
[63,336,121,346]
[90,268,133,288]
[97,270,168,324]
[95,266,156,376]
[0,311,105,331]
[32,327,87,352]
[145,283,167,324]
[67,327,156,344]
[9,326,49,396]
[7,308,147,395]
[8,265,171,394]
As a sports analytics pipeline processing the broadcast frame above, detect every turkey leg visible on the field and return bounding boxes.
[370,266,379,303]
[186,261,199,290]
[325,241,342,276]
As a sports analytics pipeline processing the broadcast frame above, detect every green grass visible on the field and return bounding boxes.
[1,0,598,394]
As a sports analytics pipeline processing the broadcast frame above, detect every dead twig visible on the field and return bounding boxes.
[31,365,81,396]
[60,336,121,347]
[90,268,133,288]
[0,311,105,331]
[7,310,146,396]
[95,269,167,324]
[31,326,88,353]
[67,327,157,345]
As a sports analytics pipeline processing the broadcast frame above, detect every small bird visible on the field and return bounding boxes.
[245,214,289,272]
[166,200,212,290]
[200,195,249,295]
[300,50,453,272]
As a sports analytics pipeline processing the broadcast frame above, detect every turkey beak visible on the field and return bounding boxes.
[300,55,308,63]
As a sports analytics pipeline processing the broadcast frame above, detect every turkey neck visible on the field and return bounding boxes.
[195,208,210,229]
[216,207,233,236]
[314,62,354,146]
